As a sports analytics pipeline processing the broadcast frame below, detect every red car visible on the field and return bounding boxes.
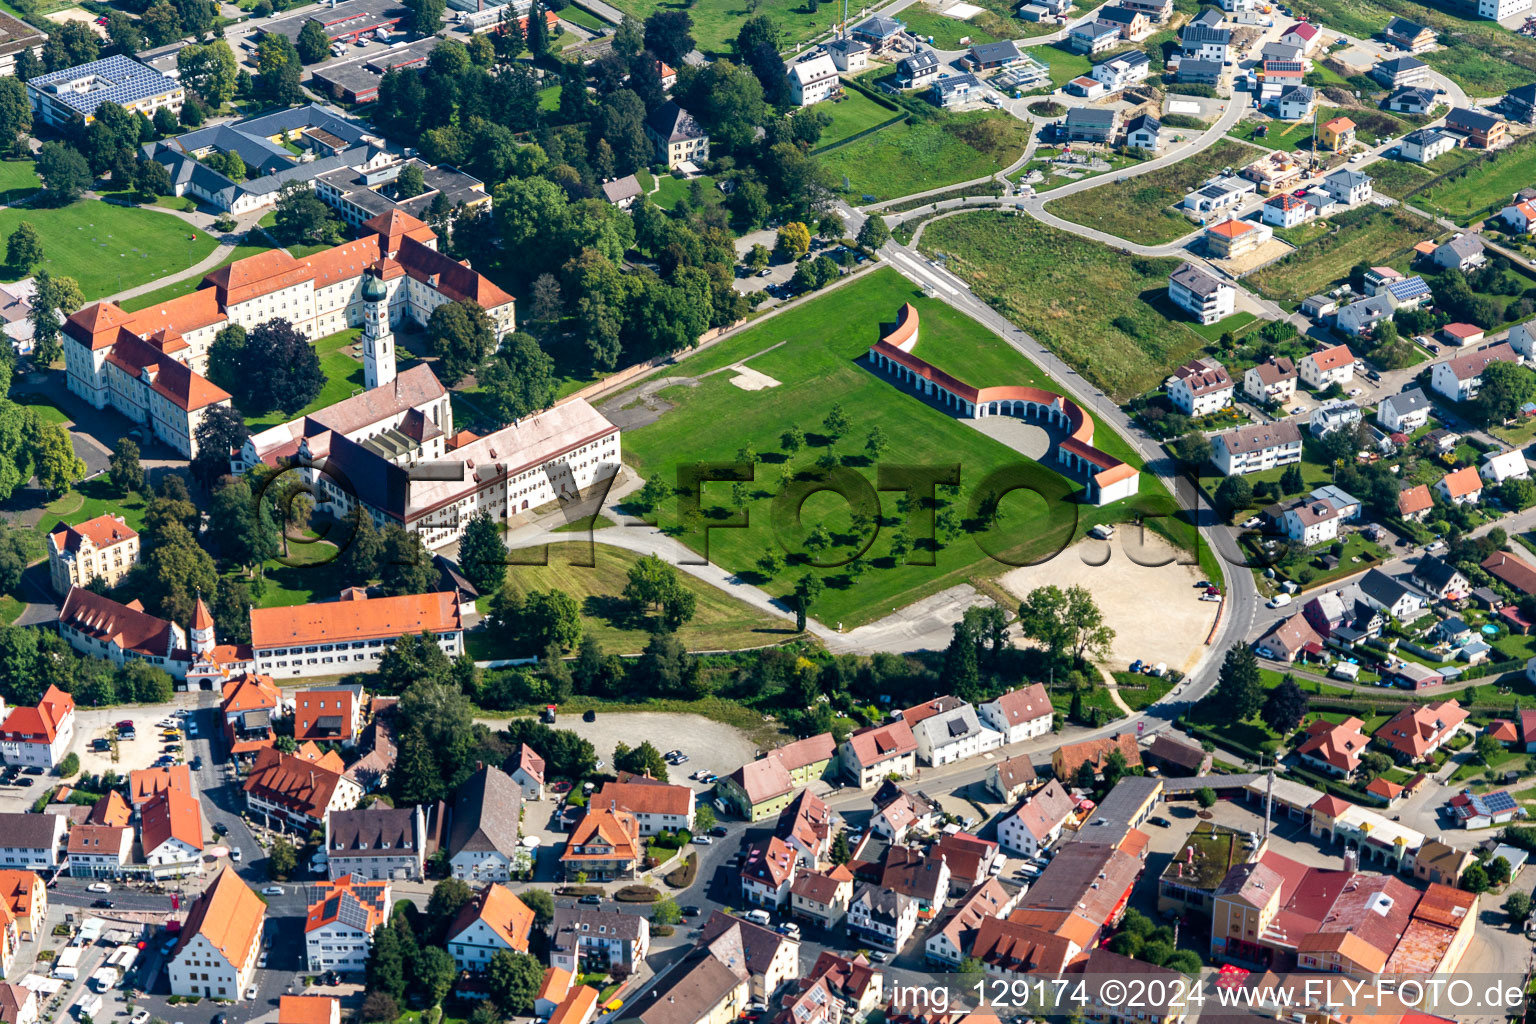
[116,719,134,730]
[1292,188,1309,198]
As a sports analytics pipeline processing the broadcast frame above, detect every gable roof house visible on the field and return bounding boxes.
[140,788,205,877]
[1384,15,1435,50]
[998,779,1077,857]
[292,685,365,746]
[1379,388,1432,433]
[303,874,389,973]
[243,745,361,830]
[1431,233,1488,272]
[324,805,427,882]
[718,734,836,821]
[1297,716,1369,776]
[774,789,837,868]
[1254,612,1323,663]
[934,832,1001,892]
[1051,734,1141,781]
[66,824,132,879]
[0,815,65,871]
[614,927,750,1024]
[1376,700,1468,763]
[840,721,917,789]
[1482,447,1530,485]
[923,879,1017,966]
[847,884,918,953]
[987,754,1039,802]
[445,763,522,882]
[911,701,997,766]
[1410,556,1471,601]
[1143,734,1213,777]
[696,911,800,1002]
[787,53,840,107]
[1437,466,1484,506]
[1431,342,1519,402]
[740,836,799,908]
[597,778,696,837]
[788,865,856,927]
[562,807,641,881]
[0,685,75,770]
[446,883,534,970]
[869,781,941,842]
[977,683,1053,744]
[1446,106,1505,148]
[220,674,281,757]
[167,868,266,1000]
[549,905,650,976]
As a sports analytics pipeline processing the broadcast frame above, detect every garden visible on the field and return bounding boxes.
[819,110,1033,203]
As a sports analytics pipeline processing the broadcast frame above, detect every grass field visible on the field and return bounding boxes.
[811,90,901,148]
[652,173,720,211]
[821,110,1032,202]
[253,540,348,608]
[618,267,1191,627]
[1408,136,1536,225]
[1043,139,1255,245]
[1366,149,1478,199]
[560,5,610,30]
[1033,44,1093,89]
[1228,108,1408,152]
[1246,205,1438,307]
[30,477,148,541]
[13,392,70,426]
[917,210,1206,398]
[465,542,790,659]
[243,328,369,431]
[0,202,221,302]
[1293,0,1536,92]
[0,160,40,204]
[120,242,270,314]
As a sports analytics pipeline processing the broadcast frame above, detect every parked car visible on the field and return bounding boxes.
[91,899,113,908]
[1150,816,1173,827]
[691,835,713,845]
[87,882,111,893]
[263,886,283,896]
[579,894,603,905]
[682,905,702,917]
[711,825,729,837]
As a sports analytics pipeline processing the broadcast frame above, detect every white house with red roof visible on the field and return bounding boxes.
[977,684,1054,744]
[0,685,75,769]
[1375,700,1468,763]
[46,514,139,596]
[1296,716,1368,777]
[446,883,535,970]
[304,874,390,972]
[56,587,189,680]
[140,787,205,877]
[998,780,1075,857]
[1299,344,1356,390]
[249,589,463,680]
[839,720,917,789]
[66,824,132,879]
[1501,199,1536,235]
[510,743,545,800]
[741,837,799,908]
[1436,466,1483,506]
[168,867,266,1000]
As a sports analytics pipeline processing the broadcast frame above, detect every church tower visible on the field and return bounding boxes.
[190,592,215,658]
[361,269,396,390]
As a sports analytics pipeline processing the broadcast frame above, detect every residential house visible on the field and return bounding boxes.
[1297,716,1369,776]
[446,883,534,970]
[561,807,641,881]
[1067,950,1193,1024]
[911,701,998,765]
[931,73,982,108]
[66,825,132,879]
[0,983,36,1024]
[1357,568,1429,619]
[1184,175,1257,214]
[1206,218,1273,259]
[614,928,749,1024]
[1483,448,1530,485]
[1385,86,1438,114]
[697,912,799,1003]
[1431,233,1488,271]
[1067,20,1123,52]
[840,721,917,789]
[1446,107,1506,148]
[1310,402,1363,440]
[881,846,951,918]
[220,674,280,758]
[1093,50,1152,90]
[977,684,1052,744]
[774,789,836,868]
[1052,734,1141,782]
[1410,556,1471,601]
[1300,344,1356,390]
[970,917,1077,978]
[597,778,695,836]
[446,764,523,882]
[847,885,917,953]
[802,952,883,1021]
[141,788,204,877]
[740,836,798,908]
[1063,107,1119,143]
[324,805,426,882]
[1263,193,1314,228]
[600,175,643,209]
[935,832,1001,892]
[130,764,194,811]
[1273,84,1317,120]
[0,686,75,770]
[292,685,365,746]
[1384,16,1436,50]
[1379,388,1432,432]
[719,734,835,821]
[1097,5,1152,37]
[304,874,389,973]
[966,39,1028,69]
[1167,264,1235,327]
[1214,420,1303,475]
[1320,116,1357,151]
[645,102,709,169]
[998,780,1075,857]
[0,815,65,870]
[46,514,139,596]
[1432,342,1519,402]
[924,879,1016,966]
[870,782,940,842]
[1280,497,1341,547]
[825,37,871,72]
[1401,126,1458,162]
[243,745,361,831]
[1448,789,1523,827]
[1376,700,1468,763]
[1335,294,1396,337]
[1243,356,1298,405]
[1260,40,1306,63]
[1181,21,1231,61]
[789,866,855,927]
[1501,199,1536,235]
[1399,484,1435,520]
[166,868,265,1000]
[549,906,650,976]
[1443,322,1487,347]
[787,53,840,106]
[895,50,941,88]
[510,743,545,801]
[850,16,905,51]
[1177,58,1225,85]
[1143,734,1212,777]
[1282,21,1322,52]
[1124,113,1162,151]
[1322,168,1373,206]
[987,755,1039,802]
[1437,466,1484,505]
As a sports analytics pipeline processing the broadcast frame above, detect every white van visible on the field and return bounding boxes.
[745,909,772,927]
[1267,593,1291,608]
[87,882,111,894]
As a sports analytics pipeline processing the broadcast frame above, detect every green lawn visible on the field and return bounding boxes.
[120,242,270,314]
[0,159,40,203]
[466,542,791,659]
[1043,139,1255,245]
[1227,107,1406,153]
[898,2,1055,46]
[811,90,901,148]
[243,328,367,431]
[559,5,610,29]
[1187,311,1258,343]
[13,392,70,426]
[1366,151,1473,200]
[1247,206,1437,308]
[651,173,720,212]
[821,110,1032,203]
[916,210,1209,399]
[1033,44,1093,89]
[538,84,561,112]
[1407,136,1536,226]
[618,267,1194,628]
[30,477,149,540]
[0,202,220,302]
[252,540,348,608]
[1294,0,1536,92]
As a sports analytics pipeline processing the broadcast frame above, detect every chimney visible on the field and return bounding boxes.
[1344,849,1357,873]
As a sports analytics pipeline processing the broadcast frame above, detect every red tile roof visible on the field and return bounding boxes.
[140,787,203,854]
[176,866,266,968]
[0,685,75,746]
[243,746,349,822]
[448,883,534,951]
[204,249,316,307]
[1439,466,1482,499]
[305,874,389,935]
[48,514,136,554]
[280,996,339,1024]
[1297,717,1368,773]
[130,764,193,806]
[250,590,461,649]
[1485,550,1536,595]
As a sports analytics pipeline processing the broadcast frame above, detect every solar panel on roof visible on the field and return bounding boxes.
[1481,791,1517,814]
